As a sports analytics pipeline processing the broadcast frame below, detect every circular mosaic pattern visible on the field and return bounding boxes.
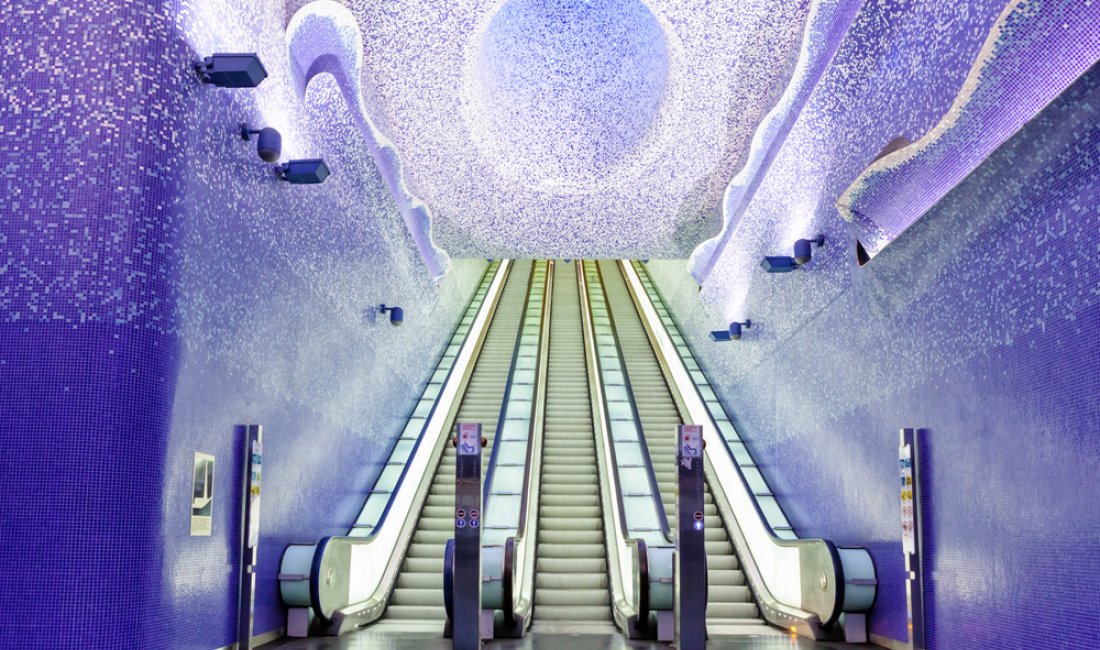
[472,0,670,187]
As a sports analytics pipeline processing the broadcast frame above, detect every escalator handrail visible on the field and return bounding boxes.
[623,260,793,542]
[579,261,637,543]
[358,260,505,541]
[516,261,553,533]
[576,261,641,629]
[619,260,859,627]
[301,260,514,626]
[483,260,542,511]
[502,260,554,629]
[591,260,674,544]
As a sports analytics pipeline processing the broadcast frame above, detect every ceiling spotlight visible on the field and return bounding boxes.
[276,159,331,185]
[793,234,826,265]
[710,320,751,341]
[240,124,282,163]
[762,234,826,273]
[195,53,268,88]
[379,304,404,326]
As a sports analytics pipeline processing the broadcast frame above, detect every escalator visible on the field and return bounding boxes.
[282,258,875,642]
[596,260,764,631]
[383,260,534,622]
[532,261,613,626]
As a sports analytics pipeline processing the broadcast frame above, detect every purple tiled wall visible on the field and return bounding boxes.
[0,2,484,648]
[649,63,1100,648]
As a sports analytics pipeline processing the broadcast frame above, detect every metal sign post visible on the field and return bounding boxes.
[677,424,707,648]
[900,428,926,650]
[453,423,483,650]
[237,424,263,650]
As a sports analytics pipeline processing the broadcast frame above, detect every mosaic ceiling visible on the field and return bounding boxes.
[341,0,812,258]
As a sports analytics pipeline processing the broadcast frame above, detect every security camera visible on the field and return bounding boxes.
[240,124,282,163]
[379,304,404,326]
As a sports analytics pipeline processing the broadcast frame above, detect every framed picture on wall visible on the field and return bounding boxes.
[190,452,215,536]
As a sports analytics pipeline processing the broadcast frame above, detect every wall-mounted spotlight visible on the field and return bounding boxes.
[195,54,268,88]
[761,235,826,273]
[710,320,751,341]
[240,124,282,163]
[276,159,331,185]
[379,304,404,326]
[793,235,826,265]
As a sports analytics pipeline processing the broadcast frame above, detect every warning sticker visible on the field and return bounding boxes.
[679,425,703,459]
[458,423,480,456]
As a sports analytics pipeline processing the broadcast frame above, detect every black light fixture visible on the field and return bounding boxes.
[276,159,331,185]
[195,54,268,88]
[762,234,825,273]
[793,235,826,265]
[240,124,282,163]
[761,256,799,273]
[710,320,751,341]
[379,304,404,326]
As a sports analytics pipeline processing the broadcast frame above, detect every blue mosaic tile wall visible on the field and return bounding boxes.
[648,62,1100,648]
[0,1,485,647]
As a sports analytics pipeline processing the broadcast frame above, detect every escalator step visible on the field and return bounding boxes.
[536,557,607,573]
[535,588,609,607]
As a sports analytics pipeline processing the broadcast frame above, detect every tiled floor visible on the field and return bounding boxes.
[263,628,864,650]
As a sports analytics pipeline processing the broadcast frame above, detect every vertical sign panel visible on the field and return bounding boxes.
[190,452,215,536]
[677,424,707,648]
[454,423,483,650]
[238,425,263,650]
[248,437,262,548]
[900,428,925,650]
